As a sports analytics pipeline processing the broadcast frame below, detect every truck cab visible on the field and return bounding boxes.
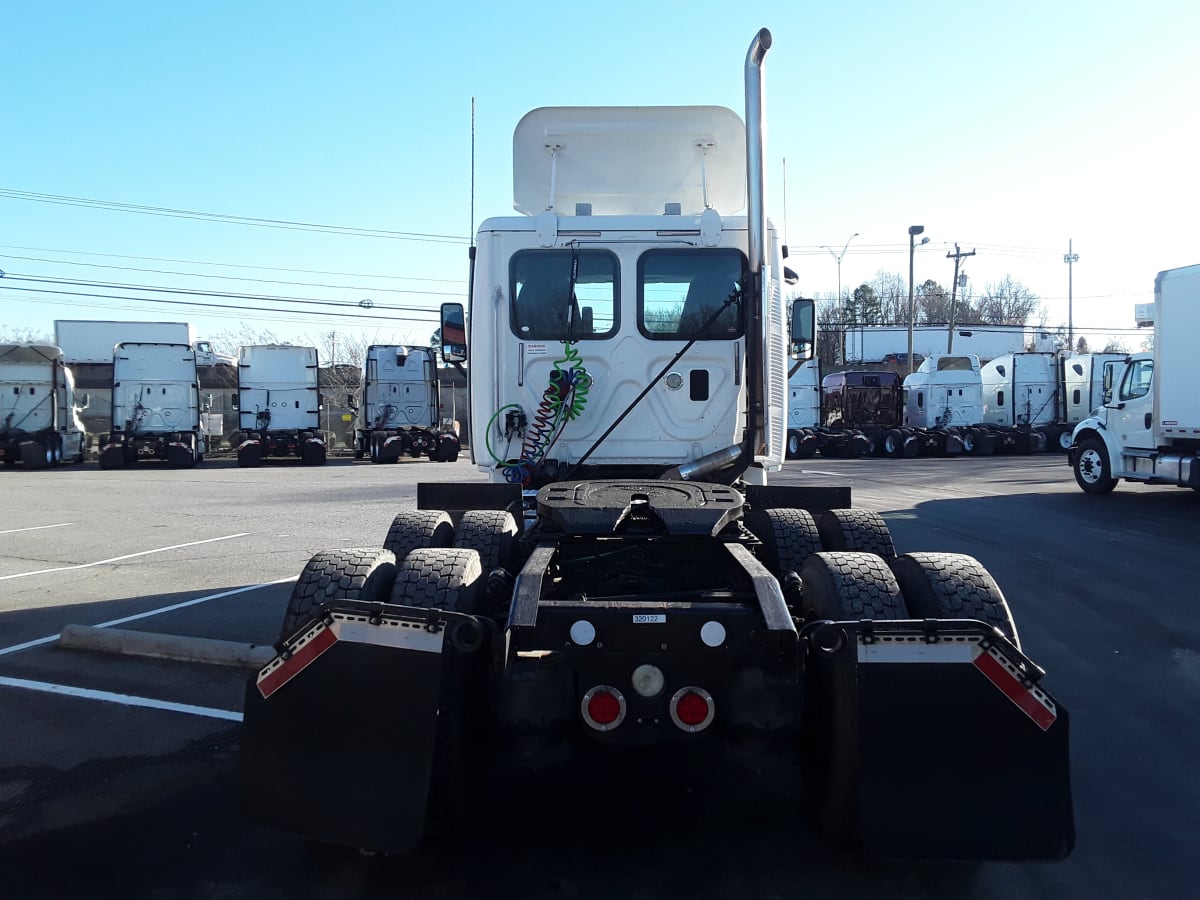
[450,105,790,488]
[1070,263,1200,493]
[902,354,982,429]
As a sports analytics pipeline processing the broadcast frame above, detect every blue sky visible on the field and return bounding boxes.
[3,1,1195,356]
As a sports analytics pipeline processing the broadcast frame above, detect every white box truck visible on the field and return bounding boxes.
[352,345,460,463]
[98,342,206,468]
[1069,263,1200,492]
[231,345,326,466]
[54,320,235,367]
[0,343,89,467]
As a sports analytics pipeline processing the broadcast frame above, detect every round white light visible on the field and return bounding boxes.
[700,621,727,648]
[631,663,665,698]
[569,619,596,646]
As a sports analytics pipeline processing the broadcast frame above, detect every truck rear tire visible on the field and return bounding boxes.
[301,441,326,466]
[238,443,262,467]
[279,547,398,642]
[746,508,821,578]
[389,547,485,835]
[888,552,1021,649]
[799,551,908,842]
[453,509,518,572]
[19,440,50,468]
[384,510,456,561]
[1073,437,1117,494]
[817,509,896,558]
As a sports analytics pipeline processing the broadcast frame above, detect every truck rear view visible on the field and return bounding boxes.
[98,342,205,469]
[231,345,326,467]
[353,345,460,463]
[239,29,1074,863]
[0,343,89,467]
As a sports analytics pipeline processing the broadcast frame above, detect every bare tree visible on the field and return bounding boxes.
[916,279,951,324]
[210,325,282,358]
[1101,337,1129,353]
[870,271,909,324]
[815,297,841,367]
[0,325,52,343]
[977,276,1043,326]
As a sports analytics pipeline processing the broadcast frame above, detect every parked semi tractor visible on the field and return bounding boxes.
[785,358,820,458]
[230,344,326,467]
[98,342,206,469]
[0,343,89,467]
[982,351,1127,452]
[1069,263,1199,493]
[53,320,234,367]
[352,345,460,463]
[240,30,1073,861]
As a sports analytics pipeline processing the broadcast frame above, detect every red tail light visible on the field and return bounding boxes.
[670,687,715,732]
[581,685,626,731]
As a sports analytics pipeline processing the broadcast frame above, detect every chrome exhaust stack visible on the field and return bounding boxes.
[735,28,772,480]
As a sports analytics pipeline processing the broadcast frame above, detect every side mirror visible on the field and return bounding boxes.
[76,392,90,410]
[789,297,815,361]
[441,302,467,363]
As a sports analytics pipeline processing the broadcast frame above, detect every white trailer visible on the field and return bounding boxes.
[99,342,206,468]
[0,343,89,467]
[846,325,1030,364]
[232,345,325,466]
[54,320,234,367]
[352,345,460,463]
[1070,263,1200,492]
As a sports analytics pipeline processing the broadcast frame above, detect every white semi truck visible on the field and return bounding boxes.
[982,351,1127,452]
[352,345,460,463]
[0,343,89,467]
[98,342,206,468]
[53,320,234,367]
[1069,263,1200,493]
[240,30,1073,861]
[231,344,326,467]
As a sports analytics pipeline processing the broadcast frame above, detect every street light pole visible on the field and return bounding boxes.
[820,233,858,364]
[907,225,926,375]
[1064,239,1079,352]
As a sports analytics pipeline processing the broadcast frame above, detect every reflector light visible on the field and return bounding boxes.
[631,663,665,698]
[581,685,626,731]
[670,687,715,732]
[569,619,597,646]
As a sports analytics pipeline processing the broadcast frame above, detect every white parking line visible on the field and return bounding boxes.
[0,533,251,581]
[0,576,297,657]
[0,523,75,536]
[0,675,242,722]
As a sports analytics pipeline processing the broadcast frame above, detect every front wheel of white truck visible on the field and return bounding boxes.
[1073,437,1117,494]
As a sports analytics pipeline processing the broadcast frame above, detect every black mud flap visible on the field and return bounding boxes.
[239,605,449,853]
[808,620,1074,860]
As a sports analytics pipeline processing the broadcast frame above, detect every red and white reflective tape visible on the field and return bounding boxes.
[256,612,445,699]
[858,636,1057,731]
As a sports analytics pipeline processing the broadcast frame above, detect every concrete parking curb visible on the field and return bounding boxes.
[58,625,277,670]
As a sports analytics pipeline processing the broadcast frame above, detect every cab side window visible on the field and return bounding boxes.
[1118,359,1153,401]
[639,249,745,341]
[510,250,617,341]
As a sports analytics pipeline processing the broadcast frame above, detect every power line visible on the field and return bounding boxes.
[0,187,472,244]
[0,273,450,312]
[0,257,465,296]
[0,242,467,284]
[0,284,437,324]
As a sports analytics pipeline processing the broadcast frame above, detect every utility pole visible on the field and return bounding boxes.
[946,244,976,352]
[1064,240,1079,352]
